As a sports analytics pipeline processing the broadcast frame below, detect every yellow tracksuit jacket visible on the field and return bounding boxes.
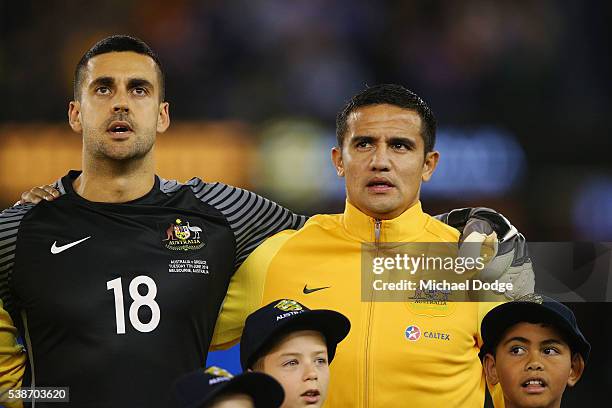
[213,201,503,407]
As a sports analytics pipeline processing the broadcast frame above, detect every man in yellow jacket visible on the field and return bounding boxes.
[213,84,534,407]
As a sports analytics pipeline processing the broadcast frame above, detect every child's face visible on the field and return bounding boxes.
[258,330,330,408]
[484,322,585,408]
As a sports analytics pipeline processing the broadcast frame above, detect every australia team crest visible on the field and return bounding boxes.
[275,299,304,312]
[162,218,205,251]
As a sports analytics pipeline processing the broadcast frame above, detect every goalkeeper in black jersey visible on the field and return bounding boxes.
[0,35,305,408]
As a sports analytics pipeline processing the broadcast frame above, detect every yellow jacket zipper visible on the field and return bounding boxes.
[364,219,382,407]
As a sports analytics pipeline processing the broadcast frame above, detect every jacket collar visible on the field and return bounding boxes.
[342,200,429,242]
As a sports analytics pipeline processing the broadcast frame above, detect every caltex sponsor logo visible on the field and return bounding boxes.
[405,325,421,341]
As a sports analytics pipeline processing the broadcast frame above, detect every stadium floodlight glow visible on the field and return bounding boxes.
[422,127,527,198]
[572,176,612,240]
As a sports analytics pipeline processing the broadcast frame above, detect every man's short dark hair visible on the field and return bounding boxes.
[335,84,437,153]
[74,35,165,101]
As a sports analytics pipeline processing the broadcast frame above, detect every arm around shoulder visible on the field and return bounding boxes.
[210,230,295,349]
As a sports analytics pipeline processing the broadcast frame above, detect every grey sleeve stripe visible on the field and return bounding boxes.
[160,178,183,194]
[226,191,261,219]
[1,208,28,216]
[0,244,15,257]
[193,180,217,198]
[0,229,17,240]
[234,208,299,263]
[192,181,306,270]
[0,253,15,266]
[238,203,293,237]
[207,186,240,208]
[224,191,259,224]
[0,237,17,249]
[0,203,34,314]
[205,186,236,207]
[0,220,22,230]
[0,262,14,273]
[195,182,222,200]
[198,183,230,202]
[228,195,265,231]
[234,201,281,247]
[187,178,206,195]
[232,195,271,235]
[216,188,251,215]
[235,209,293,253]
[54,178,66,195]
[0,207,33,225]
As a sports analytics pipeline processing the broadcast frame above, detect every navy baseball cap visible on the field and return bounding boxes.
[240,299,351,370]
[174,366,284,408]
[480,294,591,362]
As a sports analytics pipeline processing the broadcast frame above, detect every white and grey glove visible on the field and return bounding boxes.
[435,207,535,300]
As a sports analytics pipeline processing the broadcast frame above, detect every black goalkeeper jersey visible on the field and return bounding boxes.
[0,170,306,407]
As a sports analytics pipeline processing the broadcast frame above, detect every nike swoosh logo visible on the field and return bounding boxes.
[303,285,330,294]
[51,236,92,254]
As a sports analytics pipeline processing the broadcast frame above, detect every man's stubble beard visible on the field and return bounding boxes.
[84,126,156,162]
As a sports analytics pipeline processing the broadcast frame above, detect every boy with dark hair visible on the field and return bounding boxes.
[480,295,590,408]
[174,366,284,408]
[240,299,350,408]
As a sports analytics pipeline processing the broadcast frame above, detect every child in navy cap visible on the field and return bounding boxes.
[174,366,284,408]
[240,299,350,408]
[480,294,590,408]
